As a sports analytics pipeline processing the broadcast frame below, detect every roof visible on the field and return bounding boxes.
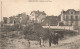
[46,16,57,19]
[30,10,46,16]
[62,9,80,15]
[41,16,58,26]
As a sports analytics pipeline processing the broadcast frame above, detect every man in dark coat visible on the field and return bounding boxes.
[49,33,53,47]
[53,33,59,45]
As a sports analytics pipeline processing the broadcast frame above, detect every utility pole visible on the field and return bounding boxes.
[48,21,52,47]
[0,1,2,31]
[1,1,2,21]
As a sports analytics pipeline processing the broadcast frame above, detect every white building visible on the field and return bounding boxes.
[60,9,80,29]
[30,10,46,23]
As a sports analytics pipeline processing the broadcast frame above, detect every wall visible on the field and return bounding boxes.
[42,26,74,30]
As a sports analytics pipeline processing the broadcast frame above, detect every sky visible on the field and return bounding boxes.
[0,0,80,21]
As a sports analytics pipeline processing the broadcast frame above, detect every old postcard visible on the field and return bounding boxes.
[0,0,80,49]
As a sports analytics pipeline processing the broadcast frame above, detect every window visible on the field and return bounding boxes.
[32,14,34,16]
[69,16,71,19]
[68,21,71,26]
[71,12,73,14]
[71,16,73,20]
[66,16,68,20]
[73,21,76,25]
[64,21,67,26]
[73,16,75,19]
[66,21,68,26]
[64,15,66,20]
[76,16,78,19]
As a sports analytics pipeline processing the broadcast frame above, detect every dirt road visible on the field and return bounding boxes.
[0,35,80,49]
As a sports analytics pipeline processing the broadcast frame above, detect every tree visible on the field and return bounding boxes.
[23,23,46,40]
[3,17,8,24]
[23,23,34,39]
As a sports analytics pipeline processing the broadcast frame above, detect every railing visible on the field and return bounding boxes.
[42,26,74,30]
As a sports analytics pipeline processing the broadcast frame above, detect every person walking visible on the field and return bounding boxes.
[54,33,59,45]
[49,33,53,47]
[39,37,44,47]
[28,40,30,49]
[53,33,59,45]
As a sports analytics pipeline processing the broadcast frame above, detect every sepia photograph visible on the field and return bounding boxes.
[0,0,80,49]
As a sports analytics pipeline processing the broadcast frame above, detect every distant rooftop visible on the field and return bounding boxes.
[30,10,46,15]
[62,9,80,14]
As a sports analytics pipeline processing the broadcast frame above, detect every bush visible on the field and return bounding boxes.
[2,24,19,32]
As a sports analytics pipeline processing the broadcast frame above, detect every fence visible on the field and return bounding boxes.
[42,26,74,30]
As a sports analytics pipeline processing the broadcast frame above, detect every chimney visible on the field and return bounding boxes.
[37,10,39,12]
[43,11,44,12]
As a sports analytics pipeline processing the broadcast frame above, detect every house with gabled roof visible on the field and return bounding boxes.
[41,16,58,26]
[60,9,80,29]
[30,10,46,23]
